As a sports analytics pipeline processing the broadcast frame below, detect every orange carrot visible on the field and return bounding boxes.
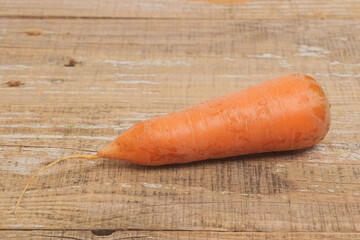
[15,73,330,214]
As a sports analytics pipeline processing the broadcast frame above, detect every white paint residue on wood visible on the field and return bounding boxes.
[104,59,189,67]
[24,117,40,120]
[247,54,283,59]
[338,79,352,83]
[39,76,72,79]
[0,87,35,90]
[165,185,176,190]
[0,147,16,151]
[0,65,33,70]
[223,74,270,78]
[121,183,132,188]
[13,72,33,80]
[115,80,159,85]
[114,73,157,77]
[334,37,348,41]
[1,145,100,175]
[331,73,352,77]
[313,73,331,77]
[35,80,62,85]
[298,45,330,58]
[107,87,137,90]
[7,224,22,228]
[142,182,162,188]
[310,72,359,78]
[42,91,109,95]
[0,156,43,175]
[142,91,158,95]
[309,143,360,163]
[0,134,114,141]
[330,130,359,134]
[139,59,190,66]
[279,59,292,69]
[1,112,26,115]
[73,124,109,129]
[0,124,52,129]
[330,61,360,68]
[103,60,132,66]
[223,74,248,78]
[110,125,126,130]
[350,153,360,161]
[0,123,114,130]
[120,117,150,121]
[89,87,101,90]
[114,73,132,77]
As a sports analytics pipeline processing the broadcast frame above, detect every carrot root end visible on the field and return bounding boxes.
[14,154,99,215]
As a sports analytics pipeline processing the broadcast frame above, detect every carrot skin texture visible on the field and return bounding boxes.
[98,73,331,166]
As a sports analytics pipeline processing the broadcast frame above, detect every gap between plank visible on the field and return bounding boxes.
[0,15,358,20]
[1,229,360,233]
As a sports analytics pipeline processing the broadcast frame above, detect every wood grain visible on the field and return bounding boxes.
[0,0,360,238]
[0,0,359,19]
[1,18,359,233]
[2,231,360,240]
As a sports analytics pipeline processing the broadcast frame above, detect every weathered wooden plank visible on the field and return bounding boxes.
[2,230,360,240]
[1,102,359,231]
[0,19,359,106]
[0,0,359,19]
[0,104,358,159]
[1,139,360,231]
[0,18,359,232]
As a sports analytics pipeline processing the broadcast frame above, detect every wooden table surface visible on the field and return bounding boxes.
[1,0,360,239]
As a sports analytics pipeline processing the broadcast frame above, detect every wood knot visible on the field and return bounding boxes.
[64,59,80,67]
[5,81,24,87]
[24,30,42,36]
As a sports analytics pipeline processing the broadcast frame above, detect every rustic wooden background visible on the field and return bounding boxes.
[0,0,360,239]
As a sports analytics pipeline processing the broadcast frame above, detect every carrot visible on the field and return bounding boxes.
[15,73,330,214]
